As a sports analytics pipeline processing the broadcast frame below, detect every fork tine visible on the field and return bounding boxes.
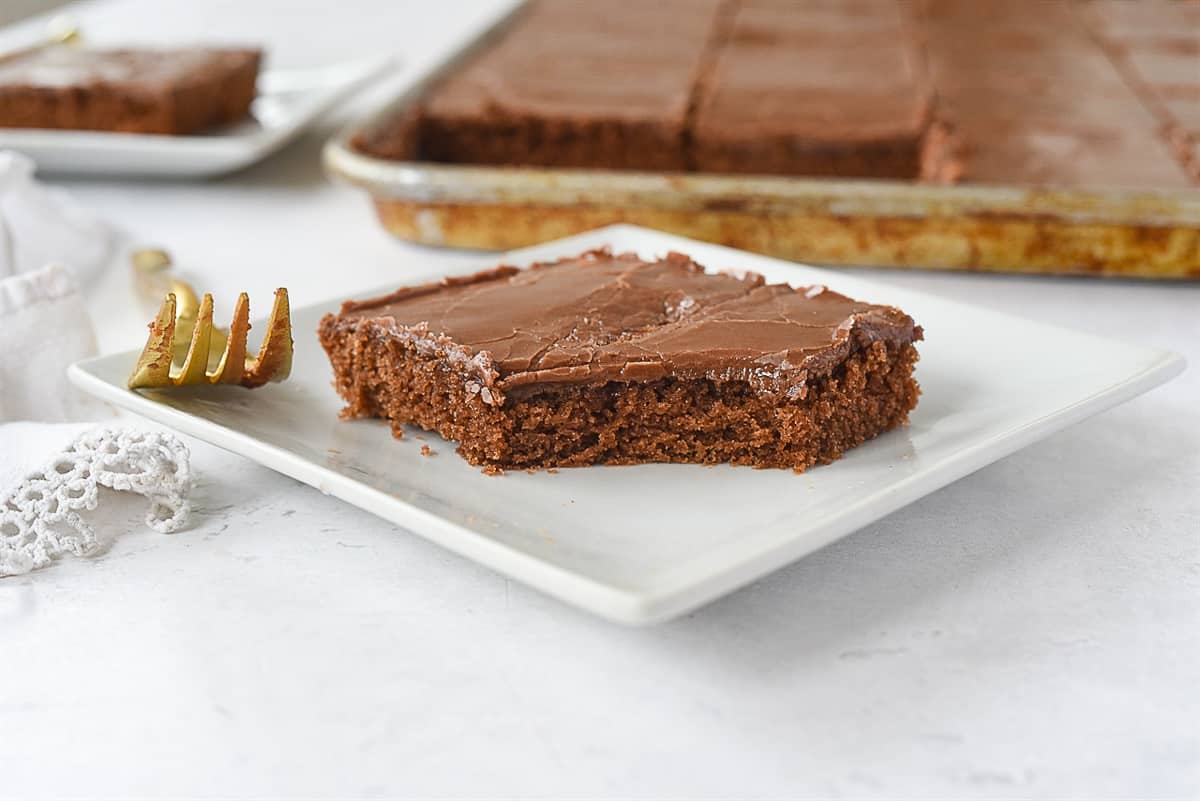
[242,288,292,387]
[176,293,214,385]
[127,293,177,389]
[212,292,250,384]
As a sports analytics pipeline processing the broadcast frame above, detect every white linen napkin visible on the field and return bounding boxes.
[0,150,192,574]
[0,150,113,284]
[0,261,110,421]
[0,150,114,422]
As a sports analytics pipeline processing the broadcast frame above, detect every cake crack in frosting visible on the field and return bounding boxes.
[332,249,919,406]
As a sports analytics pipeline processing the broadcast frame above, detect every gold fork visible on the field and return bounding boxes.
[127,249,293,390]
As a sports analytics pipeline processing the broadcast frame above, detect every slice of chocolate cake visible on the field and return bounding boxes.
[0,46,261,135]
[689,0,934,178]
[319,250,922,472]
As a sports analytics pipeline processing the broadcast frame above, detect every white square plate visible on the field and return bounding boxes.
[0,56,392,177]
[69,226,1185,624]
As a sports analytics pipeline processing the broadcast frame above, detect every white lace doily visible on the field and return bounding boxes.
[0,428,191,576]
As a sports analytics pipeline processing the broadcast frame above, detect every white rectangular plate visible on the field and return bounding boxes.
[0,57,391,177]
[70,226,1184,624]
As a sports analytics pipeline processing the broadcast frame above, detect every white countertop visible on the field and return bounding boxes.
[2,1,1198,798]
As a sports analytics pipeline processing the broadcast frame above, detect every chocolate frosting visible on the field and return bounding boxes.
[695,0,932,144]
[333,250,920,405]
[423,0,723,125]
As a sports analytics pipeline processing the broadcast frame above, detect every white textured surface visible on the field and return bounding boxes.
[1,1,1198,798]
